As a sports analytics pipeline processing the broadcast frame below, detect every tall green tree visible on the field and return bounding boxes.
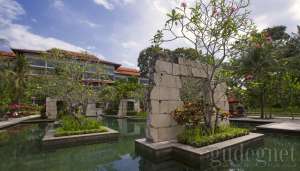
[153,0,254,130]
[231,26,300,118]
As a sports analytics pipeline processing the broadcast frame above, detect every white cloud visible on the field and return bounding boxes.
[53,0,64,10]
[122,0,136,5]
[31,18,37,23]
[79,19,102,28]
[122,60,137,68]
[289,1,300,21]
[93,0,136,10]
[93,0,114,10]
[121,40,139,49]
[254,15,269,31]
[0,0,85,52]
[0,24,84,51]
[0,0,25,25]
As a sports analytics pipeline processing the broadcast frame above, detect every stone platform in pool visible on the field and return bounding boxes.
[256,121,300,133]
[135,133,264,167]
[0,115,41,129]
[229,117,299,124]
[42,126,119,148]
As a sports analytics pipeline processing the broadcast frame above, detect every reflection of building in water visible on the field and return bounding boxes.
[117,119,144,136]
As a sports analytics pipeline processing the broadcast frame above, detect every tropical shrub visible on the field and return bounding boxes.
[55,116,107,137]
[177,125,249,147]
[171,101,206,128]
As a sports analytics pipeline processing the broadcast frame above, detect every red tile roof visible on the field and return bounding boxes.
[116,66,140,76]
[0,51,16,59]
[11,48,121,68]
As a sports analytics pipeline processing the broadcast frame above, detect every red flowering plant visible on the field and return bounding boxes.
[9,103,21,111]
[171,101,206,128]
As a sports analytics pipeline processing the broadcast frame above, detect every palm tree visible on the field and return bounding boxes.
[8,53,29,104]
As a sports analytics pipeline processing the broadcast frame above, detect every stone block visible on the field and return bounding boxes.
[46,98,57,120]
[168,101,183,113]
[175,76,182,88]
[146,127,159,142]
[153,73,177,88]
[168,88,180,101]
[157,126,184,142]
[159,101,169,114]
[179,65,191,76]
[150,87,160,100]
[173,63,180,75]
[149,114,176,128]
[158,87,169,100]
[191,67,206,78]
[178,58,192,66]
[155,60,172,74]
[86,103,97,117]
[178,58,185,65]
[150,100,160,114]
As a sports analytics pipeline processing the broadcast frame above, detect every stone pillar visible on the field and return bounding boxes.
[46,97,57,120]
[134,100,141,112]
[117,99,128,117]
[86,103,97,117]
[146,60,184,143]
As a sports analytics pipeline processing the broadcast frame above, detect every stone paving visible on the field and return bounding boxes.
[0,115,41,129]
[230,116,300,133]
[256,121,300,133]
[229,117,296,124]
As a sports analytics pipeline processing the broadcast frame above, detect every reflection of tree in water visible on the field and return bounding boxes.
[0,122,145,171]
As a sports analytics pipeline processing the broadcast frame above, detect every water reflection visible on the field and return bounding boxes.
[0,119,299,171]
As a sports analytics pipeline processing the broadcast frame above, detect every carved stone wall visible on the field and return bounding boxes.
[146,57,229,143]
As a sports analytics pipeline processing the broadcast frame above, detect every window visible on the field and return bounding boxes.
[127,101,135,111]
[28,58,46,67]
[30,68,45,75]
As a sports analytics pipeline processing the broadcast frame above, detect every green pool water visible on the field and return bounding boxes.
[0,119,299,171]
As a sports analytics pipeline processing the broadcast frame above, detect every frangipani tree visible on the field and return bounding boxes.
[153,0,254,130]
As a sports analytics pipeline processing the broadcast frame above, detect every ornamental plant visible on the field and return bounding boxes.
[153,0,254,131]
[171,101,206,128]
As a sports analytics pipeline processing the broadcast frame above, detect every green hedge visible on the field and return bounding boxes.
[178,126,249,147]
[54,116,107,137]
[55,128,107,137]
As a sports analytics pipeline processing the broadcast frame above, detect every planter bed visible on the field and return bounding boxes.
[177,127,249,148]
[54,127,107,137]
[42,124,119,148]
[135,133,264,167]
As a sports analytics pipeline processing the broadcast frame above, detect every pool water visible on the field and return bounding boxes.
[0,119,299,171]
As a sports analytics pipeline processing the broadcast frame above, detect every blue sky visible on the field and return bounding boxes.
[1,0,300,68]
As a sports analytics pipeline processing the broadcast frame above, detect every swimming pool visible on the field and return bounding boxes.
[0,119,299,171]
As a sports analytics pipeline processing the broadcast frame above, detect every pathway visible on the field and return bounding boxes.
[230,116,300,133]
[0,115,40,129]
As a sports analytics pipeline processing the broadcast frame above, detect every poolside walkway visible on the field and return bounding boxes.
[229,117,299,124]
[230,116,300,133]
[0,115,40,129]
[256,121,300,133]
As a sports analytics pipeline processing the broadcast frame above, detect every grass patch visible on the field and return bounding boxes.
[178,125,249,147]
[54,116,107,137]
